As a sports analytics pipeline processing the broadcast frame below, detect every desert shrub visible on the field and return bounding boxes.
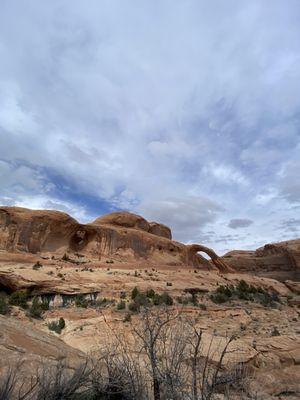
[116,300,126,310]
[32,261,42,270]
[48,317,65,334]
[95,297,111,308]
[160,292,173,306]
[28,297,43,318]
[128,301,140,313]
[146,288,155,298]
[9,290,29,309]
[0,293,9,315]
[210,281,280,307]
[40,294,53,310]
[153,292,173,306]
[258,291,279,308]
[216,284,234,298]
[131,286,140,300]
[62,253,71,262]
[198,303,207,310]
[210,292,230,304]
[62,294,75,307]
[75,294,88,308]
[134,292,150,307]
[271,326,280,336]
[59,317,65,329]
[123,313,132,322]
[120,291,126,299]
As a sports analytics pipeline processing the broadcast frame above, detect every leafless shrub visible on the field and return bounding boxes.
[1,308,253,400]
[0,361,38,400]
[34,360,90,400]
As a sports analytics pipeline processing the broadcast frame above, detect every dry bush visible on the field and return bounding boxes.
[1,308,253,399]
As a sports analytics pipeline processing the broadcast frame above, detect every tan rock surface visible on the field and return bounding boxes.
[0,207,229,271]
[0,315,85,368]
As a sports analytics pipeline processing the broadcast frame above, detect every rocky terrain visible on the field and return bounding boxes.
[0,206,299,399]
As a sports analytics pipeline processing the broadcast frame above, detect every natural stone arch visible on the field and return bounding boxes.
[187,244,234,273]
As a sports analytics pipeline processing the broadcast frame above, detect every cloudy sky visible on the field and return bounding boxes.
[0,1,300,254]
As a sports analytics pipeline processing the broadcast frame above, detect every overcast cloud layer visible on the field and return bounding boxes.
[0,0,300,254]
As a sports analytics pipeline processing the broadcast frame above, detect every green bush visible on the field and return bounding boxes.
[128,301,140,313]
[0,293,9,315]
[160,292,173,306]
[48,317,66,334]
[146,289,155,298]
[9,290,29,309]
[75,294,88,308]
[153,292,173,306]
[40,295,52,310]
[210,292,229,304]
[28,297,43,318]
[131,286,140,300]
[210,280,279,307]
[134,292,150,307]
[32,261,42,270]
[271,326,280,336]
[116,300,126,310]
[62,253,71,262]
[59,317,65,330]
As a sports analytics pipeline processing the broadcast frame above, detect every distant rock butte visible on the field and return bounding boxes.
[222,239,300,281]
[0,207,232,271]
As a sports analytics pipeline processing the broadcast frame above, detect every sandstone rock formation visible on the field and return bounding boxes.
[222,239,300,281]
[0,206,228,271]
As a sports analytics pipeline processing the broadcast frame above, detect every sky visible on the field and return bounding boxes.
[0,0,300,254]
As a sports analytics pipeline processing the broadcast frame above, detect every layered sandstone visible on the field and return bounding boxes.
[0,207,225,270]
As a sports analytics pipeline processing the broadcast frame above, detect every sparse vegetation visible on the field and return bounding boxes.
[48,317,65,334]
[9,290,29,309]
[128,301,140,313]
[116,300,126,310]
[32,261,42,270]
[210,280,280,307]
[0,308,255,399]
[130,287,173,310]
[131,286,140,300]
[75,294,88,308]
[62,253,71,262]
[28,297,43,318]
[271,326,280,336]
[146,288,155,298]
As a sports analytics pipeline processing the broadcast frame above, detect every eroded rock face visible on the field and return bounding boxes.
[222,239,300,281]
[0,207,227,270]
[148,222,172,239]
[0,207,78,253]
